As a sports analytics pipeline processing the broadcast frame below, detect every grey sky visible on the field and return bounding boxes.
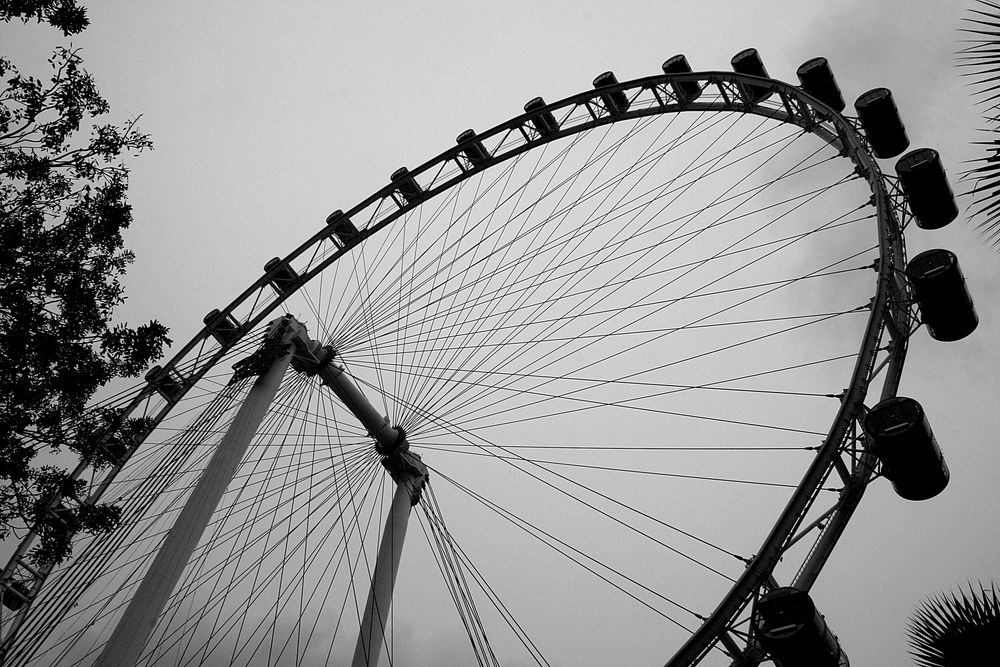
[3,1,997,665]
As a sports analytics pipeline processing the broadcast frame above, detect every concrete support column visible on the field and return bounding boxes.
[96,317,299,667]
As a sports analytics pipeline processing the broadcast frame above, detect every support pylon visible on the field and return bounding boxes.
[96,316,304,667]
[351,451,427,667]
[290,337,428,667]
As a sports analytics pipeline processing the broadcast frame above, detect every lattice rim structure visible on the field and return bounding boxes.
[1,68,915,666]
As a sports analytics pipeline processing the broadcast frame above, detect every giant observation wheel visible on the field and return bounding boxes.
[0,52,971,666]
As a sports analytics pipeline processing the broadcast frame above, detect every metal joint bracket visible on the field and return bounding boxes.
[381,450,429,505]
[231,316,304,383]
[296,344,336,377]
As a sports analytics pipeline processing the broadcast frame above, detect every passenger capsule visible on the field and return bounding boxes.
[2,581,31,611]
[203,309,243,346]
[326,210,360,247]
[906,249,978,341]
[51,502,76,524]
[854,88,909,159]
[895,148,959,229]
[731,48,772,103]
[263,257,300,294]
[662,54,703,102]
[524,96,559,137]
[390,167,424,205]
[755,587,847,667]
[456,129,490,167]
[593,71,630,115]
[100,437,130,464]
[796,57,846,112]
[863,397,949,501]
[144,364,185,402]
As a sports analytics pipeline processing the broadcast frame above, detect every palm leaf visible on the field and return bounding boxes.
[958,1,1000,249]
[907,582,1000,666]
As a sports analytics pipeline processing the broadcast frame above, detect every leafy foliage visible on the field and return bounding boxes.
[0,0,88,36]
[908,582,1000,666]
[0,32,169,564]
[958,1,1000,249]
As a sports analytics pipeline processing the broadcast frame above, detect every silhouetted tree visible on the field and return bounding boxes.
[0,0,88,36]
[907,582,1000,666]
[958,0,1000,248]
[0,3,169,565]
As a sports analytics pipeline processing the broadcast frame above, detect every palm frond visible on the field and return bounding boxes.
[958,1,1000,249]
[907,582,1000,667]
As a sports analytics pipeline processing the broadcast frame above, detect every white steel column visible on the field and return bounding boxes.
[351,476,412,667]
[311,353,401,452]
[96,317,300,667]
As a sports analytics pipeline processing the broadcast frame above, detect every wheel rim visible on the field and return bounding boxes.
[0,71,908,666]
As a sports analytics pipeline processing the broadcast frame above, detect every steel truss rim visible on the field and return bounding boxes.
[1,69,907,666]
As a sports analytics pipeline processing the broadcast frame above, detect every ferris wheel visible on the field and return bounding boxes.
[0,50,976,667]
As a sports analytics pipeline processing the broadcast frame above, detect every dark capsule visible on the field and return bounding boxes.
[456,129,490,167]
[662,54,702,102]
[731,48,772,103]
[855,88,909,159]
[390,167,424,205]
[593,71,630,115]
[203,309,242,346]
[326,210,360,247]
[796,57,846,112]
[144,364,185,402]
[523,97,559,137]
[906,249,978,341]
[755,587,846,667]
[895,148,959,229]
[2,581,31,611]
[863,396,949,501]
[263,257,300,294]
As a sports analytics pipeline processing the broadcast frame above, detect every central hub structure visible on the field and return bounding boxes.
[285,318,429,666]
[288,327,428,503]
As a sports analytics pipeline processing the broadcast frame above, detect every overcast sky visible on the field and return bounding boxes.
[4,1,998,666]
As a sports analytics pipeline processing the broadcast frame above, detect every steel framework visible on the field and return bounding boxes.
[0,68,914,666]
